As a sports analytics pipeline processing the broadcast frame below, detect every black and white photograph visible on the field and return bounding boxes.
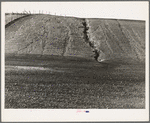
[1,1,149,122]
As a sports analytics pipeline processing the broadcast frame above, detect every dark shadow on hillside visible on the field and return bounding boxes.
[5,53,145,73]
[5,14,31,28]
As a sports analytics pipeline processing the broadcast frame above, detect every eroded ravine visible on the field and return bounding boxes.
[5,14,145,109]
[5,14,145,63]
[82,19,99,61]
[84,18,145,63]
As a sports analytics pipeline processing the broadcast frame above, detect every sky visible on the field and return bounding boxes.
[2,2,149,20]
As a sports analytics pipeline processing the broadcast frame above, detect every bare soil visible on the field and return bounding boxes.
[5,54,145,108]
[5,14,145,109]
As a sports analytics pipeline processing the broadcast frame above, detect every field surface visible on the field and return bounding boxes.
[5,54,145,108]
[5,14,145,108]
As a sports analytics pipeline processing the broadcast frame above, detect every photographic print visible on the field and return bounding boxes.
[1,1,149,122]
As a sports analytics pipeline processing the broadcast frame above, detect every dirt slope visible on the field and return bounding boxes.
[5,15,145,108]
[86,19,145,63]
[5,14,94,59]
[5,14,145,63]
[5,55,145,108]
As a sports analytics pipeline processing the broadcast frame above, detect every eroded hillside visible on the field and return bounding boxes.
[86,19,145,63]
[5,14,94,59]
[5,14,145,63]
[5,14,145,109]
